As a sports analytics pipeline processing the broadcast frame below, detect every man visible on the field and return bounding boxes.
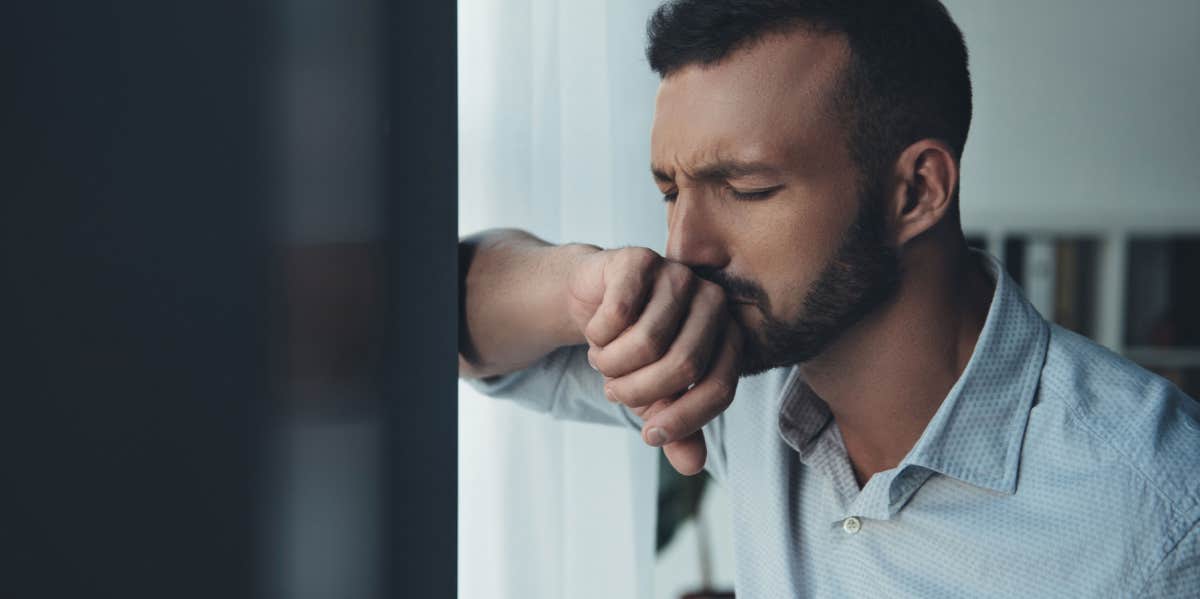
[458,1,1200,596]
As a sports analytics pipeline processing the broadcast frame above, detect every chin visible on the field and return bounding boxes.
[733,325,775,378]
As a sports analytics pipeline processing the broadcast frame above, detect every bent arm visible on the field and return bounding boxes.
[458,228,598,379]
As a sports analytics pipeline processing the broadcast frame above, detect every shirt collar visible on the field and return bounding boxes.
[901,250,1049,495]
[777,250,1049,498]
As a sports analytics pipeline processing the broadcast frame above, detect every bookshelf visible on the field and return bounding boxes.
[965,213,1200,398]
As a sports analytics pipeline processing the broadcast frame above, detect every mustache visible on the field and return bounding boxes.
[689,265,768,306]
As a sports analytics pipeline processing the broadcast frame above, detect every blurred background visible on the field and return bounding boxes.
[3,1,1197,598]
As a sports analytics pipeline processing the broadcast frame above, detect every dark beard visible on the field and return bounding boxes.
[694,195,901,377]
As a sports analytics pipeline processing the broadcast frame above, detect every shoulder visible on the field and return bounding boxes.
[1028,325,1200,591]
[1039,324,1200,517]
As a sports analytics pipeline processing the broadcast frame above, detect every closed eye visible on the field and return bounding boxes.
[728,185,783,201]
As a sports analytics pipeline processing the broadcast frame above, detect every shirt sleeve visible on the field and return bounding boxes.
[464,344,644,430]
[463,344,730,481]
[1138,519,1200,598]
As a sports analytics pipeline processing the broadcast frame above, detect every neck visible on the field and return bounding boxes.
[799,236,993,488]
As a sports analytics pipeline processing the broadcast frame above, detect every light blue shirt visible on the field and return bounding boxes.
[468,252,1200,597]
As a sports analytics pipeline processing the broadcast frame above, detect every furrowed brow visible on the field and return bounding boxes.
[651,159,779,184]
[689,160,779,181]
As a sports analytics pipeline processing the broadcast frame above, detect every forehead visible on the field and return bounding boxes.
[650,29,850,174]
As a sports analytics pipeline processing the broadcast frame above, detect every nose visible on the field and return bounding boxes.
[665,194,729,269]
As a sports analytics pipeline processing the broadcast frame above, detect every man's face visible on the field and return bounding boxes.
[650,29,899,375]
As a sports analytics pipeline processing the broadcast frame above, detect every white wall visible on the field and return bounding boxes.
[945,0,1200,230]
[458,1,663,597]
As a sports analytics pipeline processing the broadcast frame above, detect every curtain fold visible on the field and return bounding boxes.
[458,1,663,598]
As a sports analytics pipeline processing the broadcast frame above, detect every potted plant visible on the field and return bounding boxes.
[656,453,734,599]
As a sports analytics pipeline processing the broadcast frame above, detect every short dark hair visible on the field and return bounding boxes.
[646,0,972,199]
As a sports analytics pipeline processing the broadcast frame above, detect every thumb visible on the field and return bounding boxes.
[633,396,706,475]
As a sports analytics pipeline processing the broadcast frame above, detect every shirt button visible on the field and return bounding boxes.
[842,516,862,534]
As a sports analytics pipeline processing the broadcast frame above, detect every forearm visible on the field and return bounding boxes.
[459,228,598,378]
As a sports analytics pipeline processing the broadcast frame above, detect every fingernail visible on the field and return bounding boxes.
[646,427,668,447]
[588,356,598,371]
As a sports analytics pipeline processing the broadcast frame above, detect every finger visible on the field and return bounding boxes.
[629,394,673,418]
[632,397,707,476]
[603,280,726,407]
[590,262,694,378]
[641,322,742,446]
[584,249,659,346]
[662,432,707,476]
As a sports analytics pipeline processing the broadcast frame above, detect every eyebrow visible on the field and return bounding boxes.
[651,159,780,184]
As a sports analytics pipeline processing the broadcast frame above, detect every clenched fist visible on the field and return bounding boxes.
[565,246,743,475]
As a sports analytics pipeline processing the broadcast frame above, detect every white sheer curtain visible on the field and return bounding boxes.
[458,1,664,597]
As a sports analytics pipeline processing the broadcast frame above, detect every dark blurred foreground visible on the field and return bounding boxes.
[2,2,456,597]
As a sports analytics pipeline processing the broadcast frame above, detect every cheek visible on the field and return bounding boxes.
[763,277,809,324]
[741,202,846,322]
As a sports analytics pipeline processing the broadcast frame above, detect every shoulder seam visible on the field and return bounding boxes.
[1134,515,1200,597]
[1062,397,1189,516]
[1046,327,1195,515]
[1061,395,1200,592]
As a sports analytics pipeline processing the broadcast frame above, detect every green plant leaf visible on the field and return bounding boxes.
[656,451,709,553]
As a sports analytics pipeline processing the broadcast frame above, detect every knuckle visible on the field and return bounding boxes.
[585,318,611,345]
[607,298,633,323]
[588,346,609,373]
[664,263,694,295]
[672,354,701,385]
[630,330,666,363]
[615,385,647,408]
[622,246,659,271]
[660,410,689,436]
[708,378,735,406]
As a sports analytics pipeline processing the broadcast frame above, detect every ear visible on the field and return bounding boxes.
[885,139,959,247]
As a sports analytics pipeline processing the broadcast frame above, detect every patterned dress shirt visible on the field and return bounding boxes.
[467,252,1200,597]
